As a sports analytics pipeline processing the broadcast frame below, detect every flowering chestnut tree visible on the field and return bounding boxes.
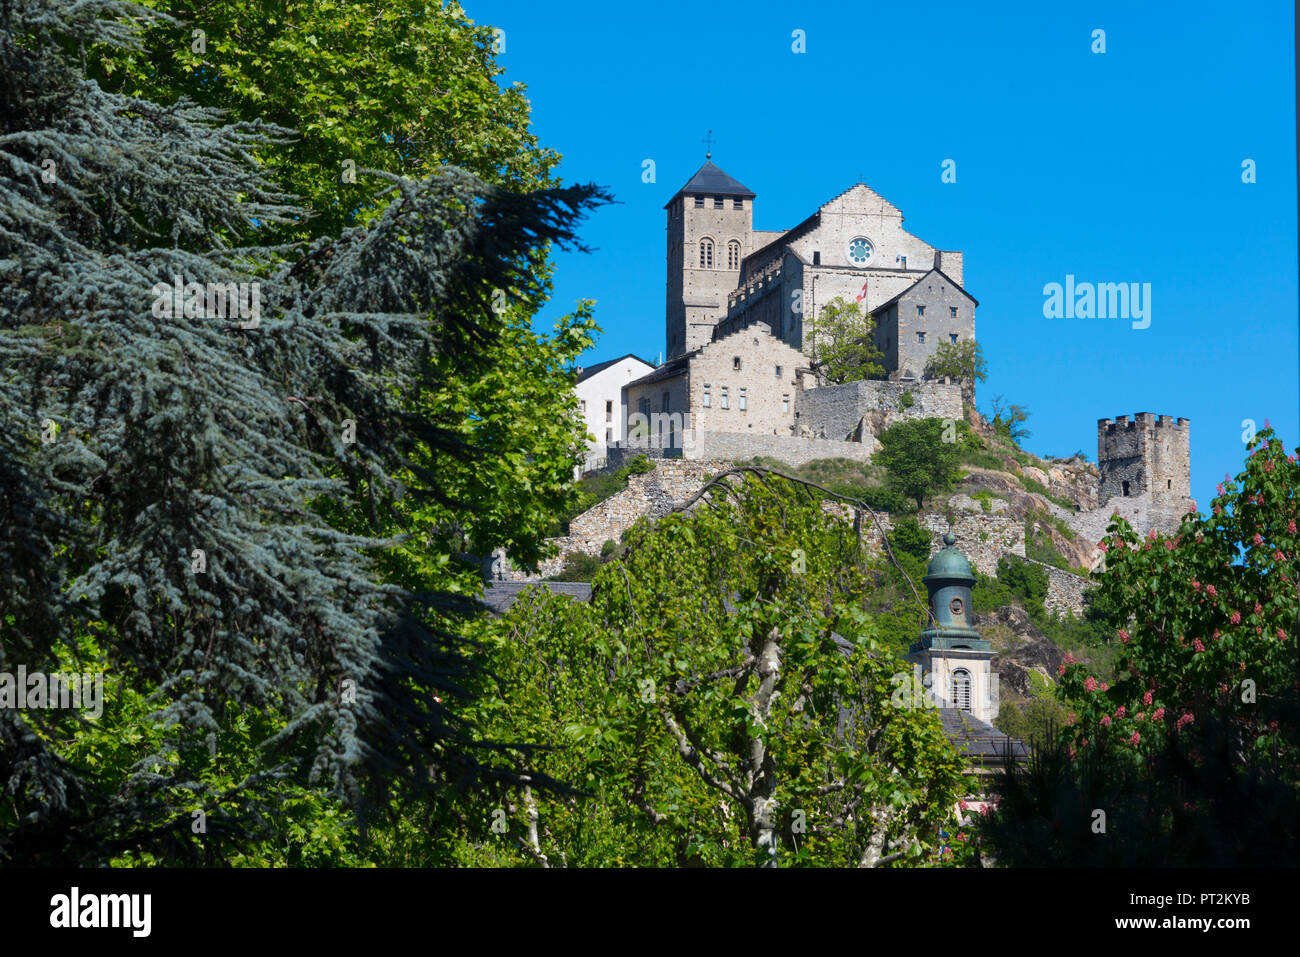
[1059,424,1298,761]
[982,426,1300,865]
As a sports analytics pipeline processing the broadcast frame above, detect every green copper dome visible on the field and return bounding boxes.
[923,531,975,584]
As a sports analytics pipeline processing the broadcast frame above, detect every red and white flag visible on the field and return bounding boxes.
[855,281,868,303]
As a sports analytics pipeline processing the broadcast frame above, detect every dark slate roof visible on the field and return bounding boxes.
[624,350,698,389]
[869,267,978,314]
[481,581,592,614]
[665,161,756,207]
[938,708,1030,764]
[575,353,654,385]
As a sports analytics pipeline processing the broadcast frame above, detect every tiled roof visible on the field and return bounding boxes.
[576,354,654,385]
[665,161,756,207]
[481,581,592,614]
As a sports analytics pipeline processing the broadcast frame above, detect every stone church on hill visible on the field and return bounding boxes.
[661,158,975,382]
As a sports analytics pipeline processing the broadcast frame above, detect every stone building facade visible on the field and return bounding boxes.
[868,268,977,381]
[623,321,813,452]
[664,160,971,382]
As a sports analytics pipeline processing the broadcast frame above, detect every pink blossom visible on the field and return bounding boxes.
[1289,519,1297,534]
[1115,706,1126,718]
[1067,745,1077,760]
[1254,602,1263,615]
[1148,528,1158,541]
[1212,629,1221,640]
[958,800,969,810]
[1230,610,1241,624]
[1100,715,1111,727]
[1153,707,1166,721]
[1136,712,1146,721]
[1275,550,1285,561]
[1066,712,1076,725]
[1214,505,1223,516]
[1254,533,1264,546]
[1207,585,1217,597]
[1164,540,1175,551]
[1143,690,1153,706]
[1193,638,1206,653]
[1097,541,1108,552]
[1278,628,1287,640]
[1084,676,1097,692]
[1101,681,1109,691]
[1217,484,1225,495]
[1129,732,1140,746]
[1192,580,1201,591]
[1118,629,1129,644]
[1058,663,1066,677]
[1064,652,1078,664]
[1176,712,1195,731]
[1265,461,1275,472]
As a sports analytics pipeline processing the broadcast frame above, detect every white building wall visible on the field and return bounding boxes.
[575,357,654,476]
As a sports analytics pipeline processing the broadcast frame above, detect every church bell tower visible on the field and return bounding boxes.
[908,533,998,723]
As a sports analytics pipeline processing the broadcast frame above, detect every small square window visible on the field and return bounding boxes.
[733,356,741,371]
[774,364,782,377]
[714,197,724,209]
[733,198,743,209]
[950,333,958,344]
[781,395,789,414]
[605,428,612,443]
[739,388,747,411]
[721,388,729,410]
[606,400,613,421]
[949,306,958,318]
[812,251,821,266]
[694,196,705,208]
[917,332,926,343]
[917,305,926,316]
[580,400,586,414]
[662,392,670,412]
[703,386,711,408]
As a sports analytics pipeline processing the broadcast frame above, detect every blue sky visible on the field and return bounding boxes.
[478,0,1297,512]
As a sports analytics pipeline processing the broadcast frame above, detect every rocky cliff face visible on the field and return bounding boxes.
[978,605,1066,700]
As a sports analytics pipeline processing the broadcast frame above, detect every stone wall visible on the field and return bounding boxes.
[497,459,724,581]
[1021,558,1094,618]
[685,429,872,467]
[920,513,1024,577]
[857,510,1025,578]
[797,378,963,442]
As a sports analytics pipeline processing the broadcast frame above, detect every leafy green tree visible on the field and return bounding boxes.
[805,297,884,385]
[876,419,963,511]
[888,516,932,563]
[924,339,986,408]
[987,395,1032,444]
[983,426,1300,865]
[426,471,966,867]
[924,339,987,384]
[91,0,559,243]
[0,0,605,864]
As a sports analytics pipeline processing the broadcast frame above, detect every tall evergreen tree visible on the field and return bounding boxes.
[0,0,606,863]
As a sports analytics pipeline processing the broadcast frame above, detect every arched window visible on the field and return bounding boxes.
[699,238,714,269]
[727,240,741,271]
[952,669,972,713]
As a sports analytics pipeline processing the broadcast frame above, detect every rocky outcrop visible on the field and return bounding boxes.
[978,605,1066,700]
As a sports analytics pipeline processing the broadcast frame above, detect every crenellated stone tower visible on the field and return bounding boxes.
[1097,413,1191,506]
